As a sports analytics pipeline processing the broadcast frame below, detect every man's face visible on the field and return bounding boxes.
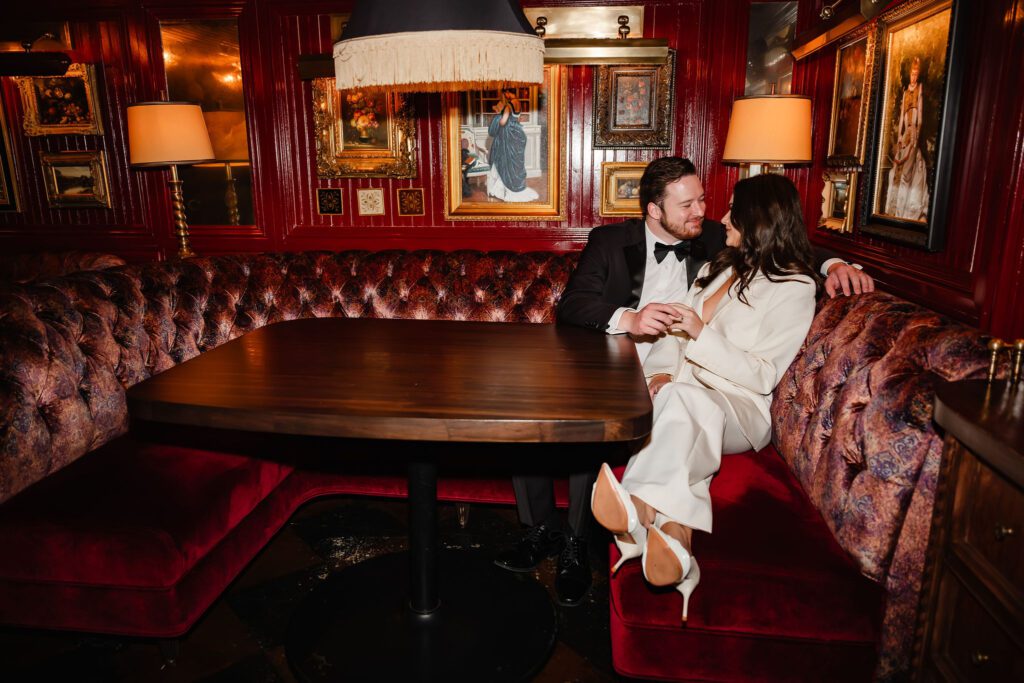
[647,175,706,242]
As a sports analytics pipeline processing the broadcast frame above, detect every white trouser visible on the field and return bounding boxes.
[621,382,766,533]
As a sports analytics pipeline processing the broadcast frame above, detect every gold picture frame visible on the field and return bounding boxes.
[819,170,857,233]
[600,161,647,217]
[16,63,104,136]
[312,79,416,178]
[441,65,566,221]
[0,105,20,212]
[39,150,111,208]
[593,51,675,149]
[826,27,876,168]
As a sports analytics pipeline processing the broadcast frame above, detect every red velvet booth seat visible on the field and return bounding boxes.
[608,454,883,682]
[0,250,994,680]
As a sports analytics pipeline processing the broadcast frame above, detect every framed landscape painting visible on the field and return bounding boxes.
[860,0,966,250]
[441,65,566,221]
[39,150,111,208]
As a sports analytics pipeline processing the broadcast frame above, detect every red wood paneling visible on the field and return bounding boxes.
[0,0,1021,337]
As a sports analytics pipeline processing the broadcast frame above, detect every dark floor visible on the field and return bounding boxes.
[0,497,620,682]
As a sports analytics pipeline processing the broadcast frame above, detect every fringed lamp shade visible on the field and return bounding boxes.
[333,0,544,93]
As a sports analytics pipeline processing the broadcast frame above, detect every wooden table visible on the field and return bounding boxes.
[128,317,652,681]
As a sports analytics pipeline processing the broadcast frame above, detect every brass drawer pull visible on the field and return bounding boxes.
[970,651,991,666]
[994,525,1016,541]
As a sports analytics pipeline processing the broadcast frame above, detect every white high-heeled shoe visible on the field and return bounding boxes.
[591,463,646,574]
[643,520,701,622]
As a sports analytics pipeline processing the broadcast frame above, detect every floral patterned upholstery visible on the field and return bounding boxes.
[773,291,995,680]
[0,250,577,504]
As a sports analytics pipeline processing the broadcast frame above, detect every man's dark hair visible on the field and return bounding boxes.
[639,157,698,216]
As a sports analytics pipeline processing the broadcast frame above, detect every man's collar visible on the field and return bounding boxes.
[644,219,681,257]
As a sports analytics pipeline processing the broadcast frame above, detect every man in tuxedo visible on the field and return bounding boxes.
[494,157,874,607]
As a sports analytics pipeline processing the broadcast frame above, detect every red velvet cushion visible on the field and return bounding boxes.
[609,448,884,681]
[0,436,292,589]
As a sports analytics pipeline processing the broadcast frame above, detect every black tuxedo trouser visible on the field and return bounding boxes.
[512,471,596,537]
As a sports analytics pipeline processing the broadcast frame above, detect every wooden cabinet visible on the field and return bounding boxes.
[916,380,1024,681]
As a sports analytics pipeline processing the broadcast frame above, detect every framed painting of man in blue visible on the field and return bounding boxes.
[442,65,566,221]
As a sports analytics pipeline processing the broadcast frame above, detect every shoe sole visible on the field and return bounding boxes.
[644,527,684,586]
[592,465,631,536]
[493,548,562,573]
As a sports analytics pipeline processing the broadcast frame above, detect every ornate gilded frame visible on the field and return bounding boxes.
[441,65,566,221]
[600,161,647,217]
[819,170,857,233]
[826,26,876,168]
[593,51,674,149]
[312,79,416,179]
[0,105,20,211]
[39,150,111,208]
[17,63,104,136]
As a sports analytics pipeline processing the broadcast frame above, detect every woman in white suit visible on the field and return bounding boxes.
[591,174,820,621]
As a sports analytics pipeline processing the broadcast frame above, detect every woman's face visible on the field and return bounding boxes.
[722,195,742,248]
[909,63,920,85]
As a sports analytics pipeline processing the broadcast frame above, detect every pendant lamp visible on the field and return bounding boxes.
[334,0,544,93]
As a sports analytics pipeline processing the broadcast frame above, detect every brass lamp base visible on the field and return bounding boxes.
[737,162,786,179]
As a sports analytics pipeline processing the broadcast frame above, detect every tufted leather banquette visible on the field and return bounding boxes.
[0,250,995,680]
[0,250,126,285]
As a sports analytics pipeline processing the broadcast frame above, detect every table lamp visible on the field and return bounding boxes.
[199,110,250,226]
[127,102,215,258]
[722,94,812,177]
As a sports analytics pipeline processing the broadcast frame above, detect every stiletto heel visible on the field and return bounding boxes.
[591,463,645,573]
[643,522,701,622]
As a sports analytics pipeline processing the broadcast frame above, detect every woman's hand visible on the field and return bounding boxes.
[647,373,672,398]
[669,304,704,339]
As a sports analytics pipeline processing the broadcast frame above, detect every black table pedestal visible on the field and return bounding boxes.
[286,550,557,682]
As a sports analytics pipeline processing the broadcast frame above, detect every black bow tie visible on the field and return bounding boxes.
[653,240,692,264]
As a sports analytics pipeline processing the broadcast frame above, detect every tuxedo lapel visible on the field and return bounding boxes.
[623,239,646,309]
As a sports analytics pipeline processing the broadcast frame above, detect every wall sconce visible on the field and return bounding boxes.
[333,0,544,92]
[0,33,70,76]
[526,6,669,65]
[722,95,812,177]
[127,102,215,258]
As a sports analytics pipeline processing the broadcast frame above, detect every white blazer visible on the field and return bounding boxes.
[643,263,817,450]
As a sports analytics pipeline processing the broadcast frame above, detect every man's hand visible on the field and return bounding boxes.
[647,373,672,399]
[620,303,681,337]
[825,263,875,298]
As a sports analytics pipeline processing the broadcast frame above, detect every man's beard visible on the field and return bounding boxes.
[659,215,704,241]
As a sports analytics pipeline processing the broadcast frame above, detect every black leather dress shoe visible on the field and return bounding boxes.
[554,535,592,607]
[494,524,565,572]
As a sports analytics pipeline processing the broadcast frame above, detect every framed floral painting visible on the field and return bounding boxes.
[593,51,675,149]
[441,65,566,221]
[312,79,416,178]
[39,150,111,208]
[600,162,647,217]
[859,0,967,250]
[16,63,104,136]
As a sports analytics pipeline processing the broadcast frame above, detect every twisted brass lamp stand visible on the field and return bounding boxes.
[168,164,196,259]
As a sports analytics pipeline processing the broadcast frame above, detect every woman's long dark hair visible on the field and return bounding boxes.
[695,174,821,303]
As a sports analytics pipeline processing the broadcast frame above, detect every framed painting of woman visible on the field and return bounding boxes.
[860,0,967,250]
[441,65,566,221]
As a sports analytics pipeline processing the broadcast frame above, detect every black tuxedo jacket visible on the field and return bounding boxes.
[556,218,727,331]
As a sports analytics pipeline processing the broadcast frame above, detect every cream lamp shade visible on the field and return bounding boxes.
[333,0,544,93]
[722,95,812,164]
[127,102,215,167]
[201,110,250,162]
